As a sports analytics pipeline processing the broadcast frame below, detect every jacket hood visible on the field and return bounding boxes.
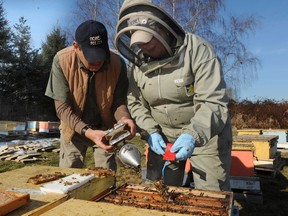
[115,0,185,74]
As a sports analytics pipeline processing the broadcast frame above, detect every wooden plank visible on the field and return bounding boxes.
[254,158,286,177]
[0,149,16,157]
[0,190,30,215]
[253,151,281,168]
[24,196,69,216]
[0,145,8,151]
[277,142,288,149]
[0,154,13,160]
[18,153,42,159]
[233,135,279,142]
[232,143,255,151]
[69,176,114,200]
[0,166,114,216]
[5,154,19,161]
[40,199,188,216]
[20,158,45,163]
[15,154,33,162]
[230,176,261,190]
[237,129,262,135]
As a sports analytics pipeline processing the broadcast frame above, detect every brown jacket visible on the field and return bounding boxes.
[57,46,122,142]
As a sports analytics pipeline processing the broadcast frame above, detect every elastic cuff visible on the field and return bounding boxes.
[81,125,90,136]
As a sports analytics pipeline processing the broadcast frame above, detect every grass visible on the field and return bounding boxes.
[1,136,288,216]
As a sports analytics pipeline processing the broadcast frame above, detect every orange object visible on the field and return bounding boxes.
[185,159,192,172]
[230,150,255,177]
[39,121,49,132]
[0,190,30,215]
[163,143,176,161]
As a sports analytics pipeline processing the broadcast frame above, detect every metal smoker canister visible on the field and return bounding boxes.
[118,143,141,168]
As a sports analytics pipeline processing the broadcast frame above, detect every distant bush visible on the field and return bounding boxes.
[229,99,288,129]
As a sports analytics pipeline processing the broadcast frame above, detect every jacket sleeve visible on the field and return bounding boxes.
[113,58,132,121]
[127,65,160,135]
[54,100,86,135]
[45,55,70,102]
[182,38,230,146]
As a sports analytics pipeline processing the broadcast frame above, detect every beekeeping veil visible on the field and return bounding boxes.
[115,0,185,74]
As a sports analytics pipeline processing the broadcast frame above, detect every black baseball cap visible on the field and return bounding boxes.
[75,20,110,62]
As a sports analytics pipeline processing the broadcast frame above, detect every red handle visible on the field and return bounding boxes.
[163,142,176,161]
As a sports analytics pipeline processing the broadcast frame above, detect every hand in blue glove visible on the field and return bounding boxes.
[170,134,195,161]
[148,132,166,155]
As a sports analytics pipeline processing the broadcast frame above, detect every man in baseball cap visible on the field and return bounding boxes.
[75,20,110,62]
[45,20,136,172]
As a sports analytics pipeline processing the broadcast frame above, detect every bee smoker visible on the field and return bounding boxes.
[118,143,141,168]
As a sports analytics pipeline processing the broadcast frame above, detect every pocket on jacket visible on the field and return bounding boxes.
[174,77,195,99]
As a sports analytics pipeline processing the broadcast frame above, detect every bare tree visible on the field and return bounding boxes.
[67,0,122,49]
[69,0,261,99]
[157,0,260,99]
[215,15,260,99]
[158,0,224,34]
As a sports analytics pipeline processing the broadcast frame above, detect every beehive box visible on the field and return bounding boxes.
[26,121,39,132]
[233,135,278,159]
[262,129,288,143]
[230,150,255,177]
[0,121,26,136]
[0,190,30,215]
[41,184,234,216]
[0,121,26,131]
[0,166,114,216]
[237,129,262,136]
[39,121,60,133]
[232,142,255,152]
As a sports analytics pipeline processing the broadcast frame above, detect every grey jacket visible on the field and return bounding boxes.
[128,33,232,155]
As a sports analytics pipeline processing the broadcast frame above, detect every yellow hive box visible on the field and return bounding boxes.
[233,135,278,160]
[0,121,26,131]
[237,129,263,136]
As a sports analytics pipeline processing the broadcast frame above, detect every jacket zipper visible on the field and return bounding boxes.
[157,68,172,125]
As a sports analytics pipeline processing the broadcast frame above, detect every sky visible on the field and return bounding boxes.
[3,0,288,101]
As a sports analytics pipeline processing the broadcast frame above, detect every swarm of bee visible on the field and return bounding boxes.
[154,179,176,202]
[85,167,116,177]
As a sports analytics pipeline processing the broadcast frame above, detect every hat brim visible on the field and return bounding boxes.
[130,30,153,47]
[82,46,109,62]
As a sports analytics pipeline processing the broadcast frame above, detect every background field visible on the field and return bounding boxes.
[1,100,288,215]
[1,135,288,216]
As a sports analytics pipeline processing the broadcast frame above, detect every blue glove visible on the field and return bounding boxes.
[148,132,166,155]
[170,134,195,161]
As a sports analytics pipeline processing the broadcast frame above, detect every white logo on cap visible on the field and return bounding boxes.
[129,17,148,26]
[141,19,147,25]
[90,36,102,46]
